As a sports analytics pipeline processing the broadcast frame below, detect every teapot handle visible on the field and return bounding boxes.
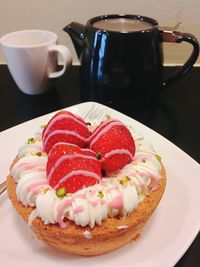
[161,30,199,88]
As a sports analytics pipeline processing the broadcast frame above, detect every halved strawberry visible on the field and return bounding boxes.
[89,119,135,174]
[47,143,102,193]
[42,111,90,153]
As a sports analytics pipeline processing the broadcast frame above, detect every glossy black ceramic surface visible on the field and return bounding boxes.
[64,14,199,112]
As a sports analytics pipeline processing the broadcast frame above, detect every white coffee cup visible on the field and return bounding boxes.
[0,30,72,95]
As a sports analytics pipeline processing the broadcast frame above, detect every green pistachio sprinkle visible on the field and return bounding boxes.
[56,187,67,198]
[26,137,36,144]
[98,191,104,198]
[42,188,49,194]
[36,152,42,157]
[25,152,42,157]
[105,114,111,120]
[125,176,131,181]
[96,152,102,160]
[119,179,124,185]
[155,154,161,162]
[118,176,131,185]
[40,124,46,129]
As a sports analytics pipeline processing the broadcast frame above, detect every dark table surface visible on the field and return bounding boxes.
[0,64,199,266]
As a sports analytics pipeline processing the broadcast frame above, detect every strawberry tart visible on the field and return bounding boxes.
[7,110,166,255]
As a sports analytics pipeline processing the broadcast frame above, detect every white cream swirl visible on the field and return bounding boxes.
[18,143,43,158]
[11,142,49,207]
[36,178,138,228]
[11,126,163,229]
[16,170,48,206]
[36,190,59,224]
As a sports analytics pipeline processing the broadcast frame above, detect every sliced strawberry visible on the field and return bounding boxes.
[89,118,135,174]
[42,111,90,153]
[47,143,102,193]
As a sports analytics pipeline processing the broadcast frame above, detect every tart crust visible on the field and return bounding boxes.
[7,162,166,256]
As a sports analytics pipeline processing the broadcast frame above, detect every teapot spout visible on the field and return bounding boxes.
[63,22,86,59]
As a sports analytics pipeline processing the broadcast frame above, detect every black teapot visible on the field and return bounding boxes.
[64,14,199,111]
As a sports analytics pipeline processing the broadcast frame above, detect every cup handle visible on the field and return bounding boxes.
[48,45,72,78]
[161,30,199,88]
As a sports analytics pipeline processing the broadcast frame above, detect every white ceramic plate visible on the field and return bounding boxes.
[0,102,200,267]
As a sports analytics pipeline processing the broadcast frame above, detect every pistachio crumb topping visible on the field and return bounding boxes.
[42,188,49,194]
[40,124,46,129]
[98,191,104,198]
[25,151,43,157]
[56,187,67,198]
[105,114,111,120]
[96,152,102,160]
[26,137,36,144]
[155,154,161,162]
[117,176,131,186]
[36,151,43,157]
[118,179,124,185]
